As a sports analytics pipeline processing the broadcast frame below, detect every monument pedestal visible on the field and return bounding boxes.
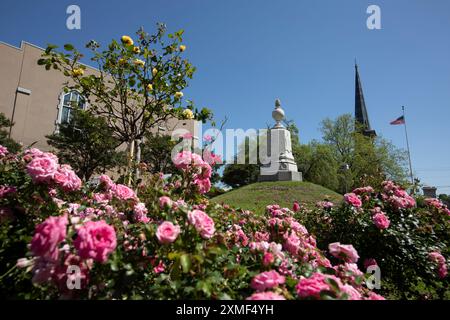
[258,99,302,182]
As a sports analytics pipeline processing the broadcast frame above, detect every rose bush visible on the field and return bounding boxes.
[0,146,391,300]
[300,181,449,299]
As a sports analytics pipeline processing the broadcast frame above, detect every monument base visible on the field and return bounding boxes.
[258,171,302,182]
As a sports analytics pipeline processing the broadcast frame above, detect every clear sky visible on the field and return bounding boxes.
[1,0,450,194]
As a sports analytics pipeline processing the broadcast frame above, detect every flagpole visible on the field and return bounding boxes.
[402,106,414,185]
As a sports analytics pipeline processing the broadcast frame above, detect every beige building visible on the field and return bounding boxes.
[0,41,200,151]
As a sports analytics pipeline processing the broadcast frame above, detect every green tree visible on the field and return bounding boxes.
[46,109,126,181]
[320,113,408,192]
[140,132,178,175]
[222,136,260,188]
[0,112,21,153]
[295,141,340,191]
[39,23,212,184]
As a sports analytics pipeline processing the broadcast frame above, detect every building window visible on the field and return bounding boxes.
[57,91,86,124]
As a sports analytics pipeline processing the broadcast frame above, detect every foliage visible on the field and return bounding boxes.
[140,132,178,175]
[0,112,21,153]
[221,136,260,188]
[46,109,126,181]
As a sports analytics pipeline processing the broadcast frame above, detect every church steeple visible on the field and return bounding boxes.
[355,63,376,137]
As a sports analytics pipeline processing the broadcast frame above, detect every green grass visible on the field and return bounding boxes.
[211,181,342,214]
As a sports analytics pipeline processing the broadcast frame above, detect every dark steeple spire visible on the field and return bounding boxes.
[355,63,376,137]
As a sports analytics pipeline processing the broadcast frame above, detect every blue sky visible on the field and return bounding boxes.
[1,0,450,194]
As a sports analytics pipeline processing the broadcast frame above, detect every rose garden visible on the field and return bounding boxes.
[0,25,448,300]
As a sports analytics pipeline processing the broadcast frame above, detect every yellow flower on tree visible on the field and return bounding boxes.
[174,91,184,99]
[182,109,194,119]
[179,45,186,52]
[134,59,145,67]
[71,68,84,77]
[146,84,153,91]
[121,35,134,46]
[133,46,141,54]
[152,68,158,76]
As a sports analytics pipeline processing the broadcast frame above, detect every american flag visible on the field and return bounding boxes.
[390,115,405,125]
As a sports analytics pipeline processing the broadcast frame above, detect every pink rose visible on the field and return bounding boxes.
[99,174,115,191]
[194,177,211,194]
[246,292,286,300]
[30,215,68,260]
[26,154,58,183]
[363,258,378,270]
[0,185,16,198]
[153,260,165,274]
[262,252,275,266]
[0,145,8,157]
[156,221,181,244]
[344,193,362,208]
[159,196,173,209]
[341,284,362,300]
[114,184,136,201]
[134,202,150,223]
[296,272,342,299]
[366,292,386,300]
[293,201,300,212]
[372,212,390,229]
[53,164,82,192]
[187,209,215,239]
[251,270,285,291]
[328,242,359,263]
[74,220,117,263]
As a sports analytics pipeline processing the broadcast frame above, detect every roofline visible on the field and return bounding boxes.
[0,40,99,71]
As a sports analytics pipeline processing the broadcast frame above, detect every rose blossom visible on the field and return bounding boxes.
[114,184,137,201]
[344,193,362,208]
[328,242,359,263]
[372,212,390,229]
[363,258,378,270]
[293,201,300,212]
[134,202,150,223]
[251,270,285,291]
[74,220,117,263]
[341,284,362,300]
[0,145,8,157]
[156,221,181,244]
[26,153,58,183]
[30,215,68,260]
[53,164,82,192]
[99,174,115,190]
[262,252,275,266]
[296,272,342,299]
[246,292,286,300]
[366,292,386,300]
[0,185,16,198]
[187,209,215,239]
[159,196,173,209]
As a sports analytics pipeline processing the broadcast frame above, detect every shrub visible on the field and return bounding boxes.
[300,182,449,299]
[0,145,385,300]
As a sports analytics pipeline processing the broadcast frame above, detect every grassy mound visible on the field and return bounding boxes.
[211,181,342,214]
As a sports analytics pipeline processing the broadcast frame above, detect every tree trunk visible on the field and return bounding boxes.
[127,140,135,186]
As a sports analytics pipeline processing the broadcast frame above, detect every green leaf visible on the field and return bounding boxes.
[180,254,191,273]
[64,44,74,51]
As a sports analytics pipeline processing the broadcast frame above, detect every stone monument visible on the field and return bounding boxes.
[258,99,302,182]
